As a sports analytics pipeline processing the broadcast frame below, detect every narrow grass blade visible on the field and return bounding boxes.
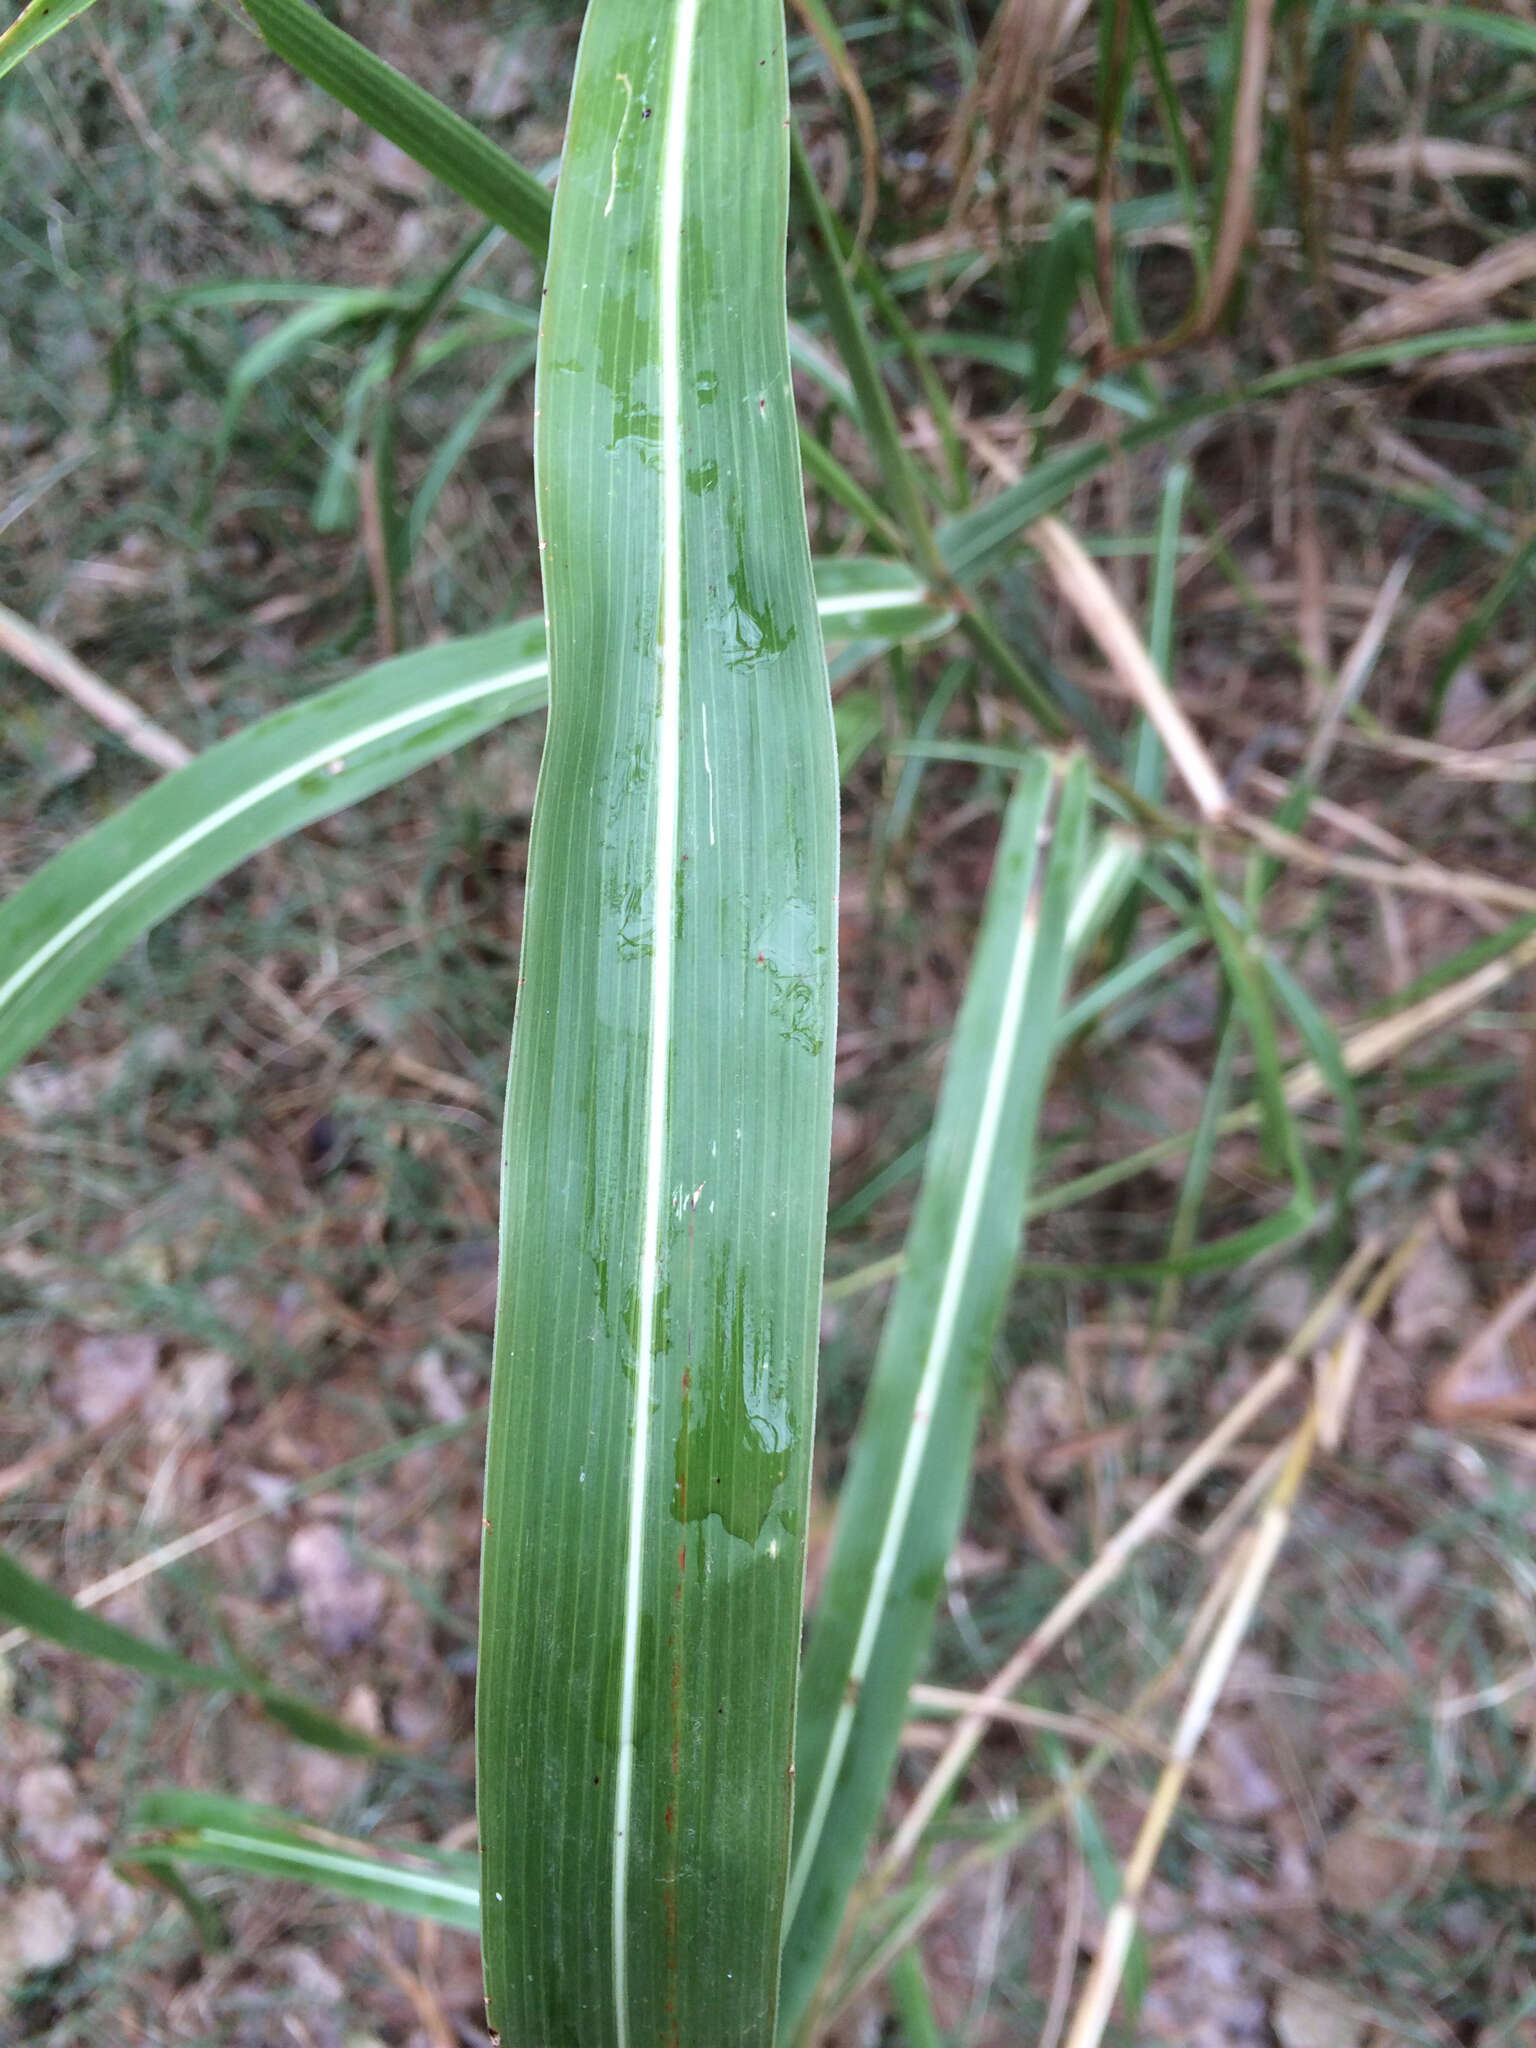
[936,324,1536,582]
[790,127,943,564]
[0,565,941,1084]
[1129,0,1209,285]
[1130,461,1190,802]
[237,0,553,261]
[1198,871,1313,1202]
[779,756,1090,2042]
[1156,1011,1239,1322]
[477,8,838,2046]
[1029,202,1094,413]
[799,429,906,550]
[0,0,99,80]
[1430,522,1536,724]
[408,341,537,558]
[1056,927,1205,1041]
[812,557,955,643]
[212,289,401,484]
[790,132,1065,737]
[124,1791,479,1932]
[0,621,547,1083]
[1365,5,1536,57]
[0,1549,376,1756]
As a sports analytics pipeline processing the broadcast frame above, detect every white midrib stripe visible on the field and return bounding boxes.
[610,5,700,2041]
[197,1830,478,1908]
[0,587,912,1033]
[0,660,545,1020]
[817,583,927,618]
[784,889,1043,1927]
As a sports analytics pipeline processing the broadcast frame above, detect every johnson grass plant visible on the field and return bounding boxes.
[3,0,1536,2042]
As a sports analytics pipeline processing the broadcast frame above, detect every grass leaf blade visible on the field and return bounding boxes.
[0,0,100,80]
[237,0,553,260]
[124,1791,480,1932]
[780,756,1091,2041]
[0,623,549,1084]
[0,1548,377,1757]
[0,567,941,1086]
[477,7,838,2044]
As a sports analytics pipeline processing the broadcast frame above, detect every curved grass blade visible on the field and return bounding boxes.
[790,129,1065,738]
[408,341,538,558]
[1365,5,1536,56]
[0,1548,377,1757]
[211,289,404,485]
[0,620,547,1084]
[0,565,941,1085]
[477,7,838,2044]
[779,755,1090,2043]
[124,1791,479,1933]
[935,323,1536,583]
[1155,1011,1239,1323]
[237,0,553,261]
[0,0,99,80]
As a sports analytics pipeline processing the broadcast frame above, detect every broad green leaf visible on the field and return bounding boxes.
[124,1791,479,1933]
[0,564,943,1085]
[779,755,1091,2042]
[0,0,98,80]
[0,1548,376,1757]
[477,6,838,2045]
[237,0,554,262]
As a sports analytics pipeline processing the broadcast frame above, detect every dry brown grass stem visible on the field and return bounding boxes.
[1198,0,1276,338]
[1427,1266,1536,1427]
[828,1525,1268,2034]
[875,1237,1381,1880]
[1038,1834,1087,2048]
[959,411,1231,823]
[1093,0,1275,366]
[790,0,880,252]
[906,1683,1167,1759]
[1233,811,1536,915]
[0,598,192,773]
[358,449,399,658]
[1339,231,1536,347]
[1302,550,1414,783]
[1285,926,1536,1111]
[1057,1232,1419,2048]
[1331,138,1535,186]
[1245,767,1423,864]
[1192,1436,1289,1557]
[1057,1503,1289,2048]
[941,0,1089,234]
[1029,516,1232,823]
